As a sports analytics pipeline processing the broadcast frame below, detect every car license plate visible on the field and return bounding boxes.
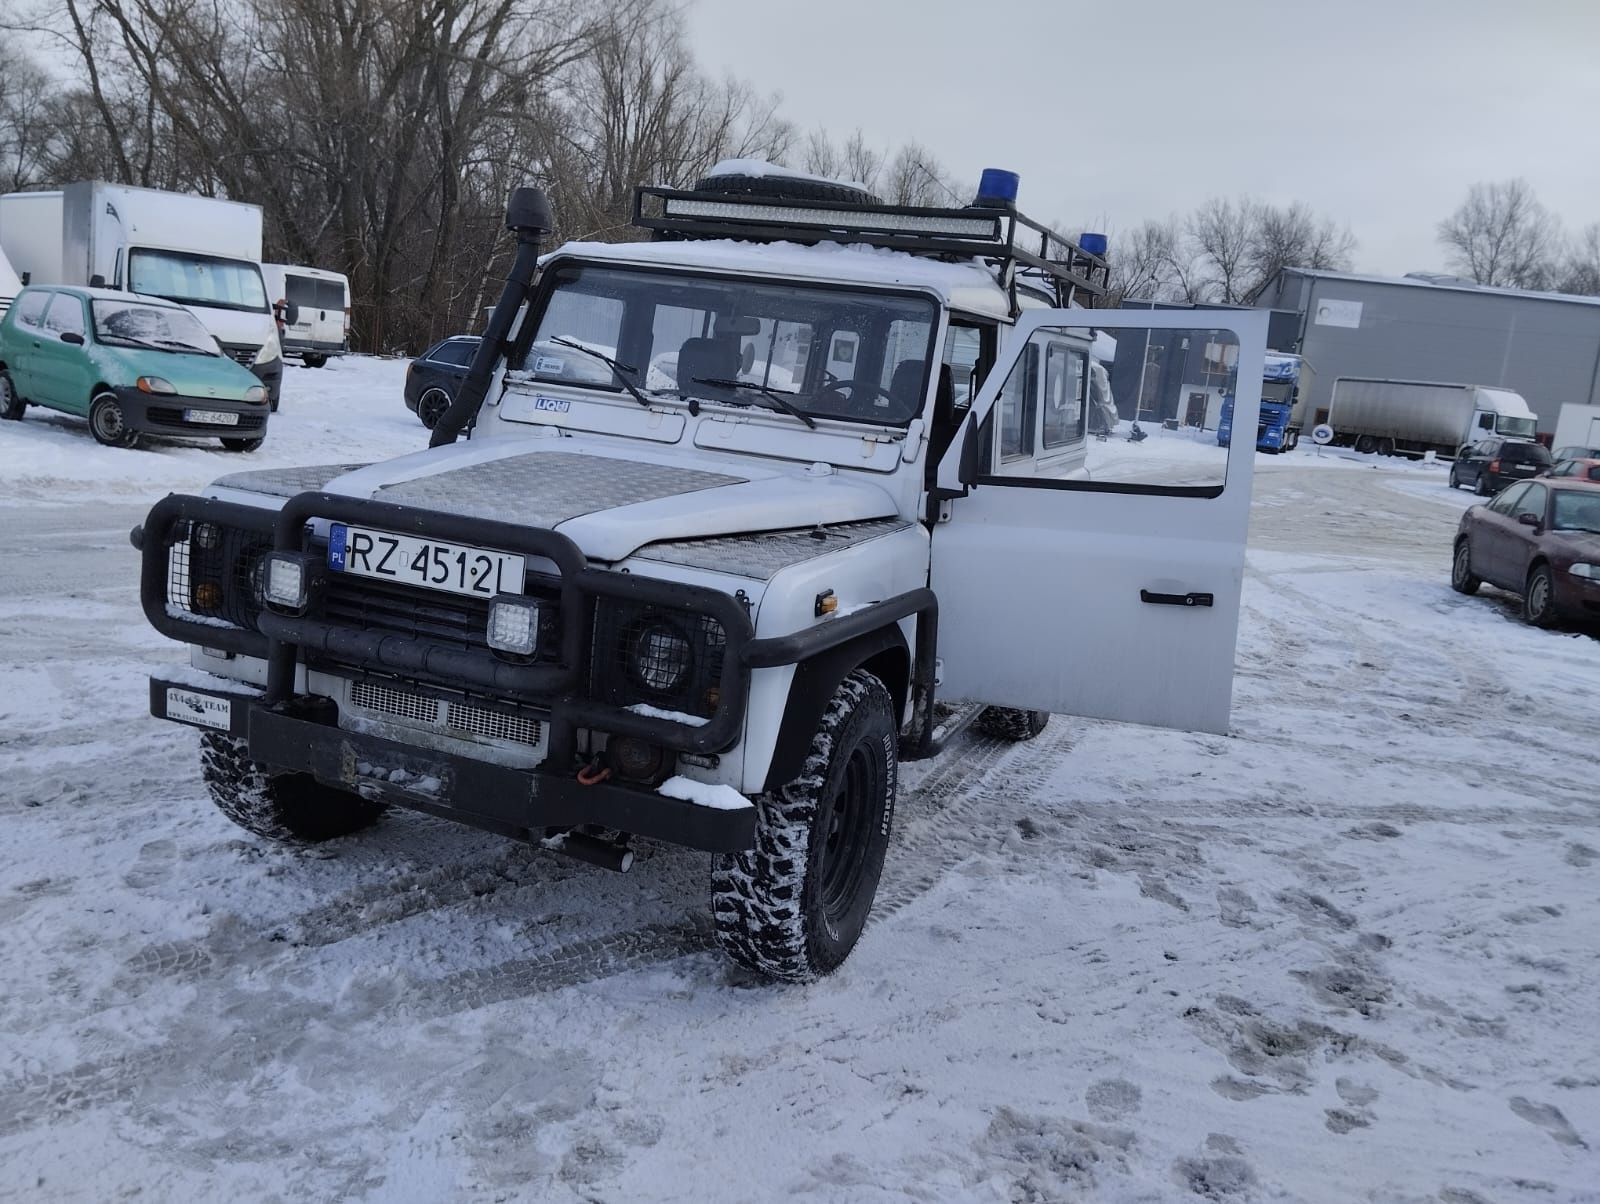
[327,524,524,597]
[185,408,239,425]
[165,687,232,731]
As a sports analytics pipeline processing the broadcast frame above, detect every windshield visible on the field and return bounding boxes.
[91,299,220,354]
[519,263,939,425]
[1551,490,1600,534]
[128,249,269,313]
[1495,415,1537,438]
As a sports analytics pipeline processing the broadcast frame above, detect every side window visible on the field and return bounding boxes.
[1551,462,1573,477]
[284,275,319,309]
[1513,484,1547,522]
[1041,342,1087,449]
[13,291,48,329]
[43,294,86,338]
[1476,412,1495,431]
[998,345,1038,462]
[316,279,345,310]
[433,340,475,367]
[1488,482,1526,514]
[942,324,983,410]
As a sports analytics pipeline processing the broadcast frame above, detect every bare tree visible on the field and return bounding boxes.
[1187,197,1259,303]
[0,46,55,190]
[1246,201,1355,289]
[1555,223,1600,297]
[1437,178,1561,289]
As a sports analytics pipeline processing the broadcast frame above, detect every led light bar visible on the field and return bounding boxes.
[661,196,1002,241]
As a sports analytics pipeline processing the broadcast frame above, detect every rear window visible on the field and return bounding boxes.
[1502,443,1551,464]
[285,275,345,311]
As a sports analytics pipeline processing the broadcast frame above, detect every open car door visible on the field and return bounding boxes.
[930,309,1265,735]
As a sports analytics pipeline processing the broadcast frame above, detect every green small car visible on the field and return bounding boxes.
[0,285,271,450]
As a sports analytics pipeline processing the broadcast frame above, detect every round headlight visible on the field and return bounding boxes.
[244,385,268,403]
[629,620,692,693]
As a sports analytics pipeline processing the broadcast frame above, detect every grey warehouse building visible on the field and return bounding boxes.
[1253,268,1600,438]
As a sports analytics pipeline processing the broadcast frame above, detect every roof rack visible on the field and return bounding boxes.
[633,185,1110,311]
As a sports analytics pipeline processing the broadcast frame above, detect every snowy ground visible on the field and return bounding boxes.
[1,361,1597,1202]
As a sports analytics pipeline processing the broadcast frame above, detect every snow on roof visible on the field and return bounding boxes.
[548,238,1010,314]
[703,158,871,195]
[1281,265,1600,310]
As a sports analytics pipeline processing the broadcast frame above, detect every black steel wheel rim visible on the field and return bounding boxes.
[1453,544,1470,584]
[93,398,124,439]
[817,744,877,922]
[1529,571,1550,617]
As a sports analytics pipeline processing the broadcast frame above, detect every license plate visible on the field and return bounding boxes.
[165,687,232,731]
[327,524,524,597]
[185,408,239,425]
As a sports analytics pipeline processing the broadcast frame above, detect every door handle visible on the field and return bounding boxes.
[1141,589,1213,607]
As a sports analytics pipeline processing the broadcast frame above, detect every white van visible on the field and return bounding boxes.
[0,245,20,319]
[260,264,349,367]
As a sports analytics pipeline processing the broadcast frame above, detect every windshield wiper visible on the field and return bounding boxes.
[549,337,651,409]
[153,337,218,356]
[689,377,817,429]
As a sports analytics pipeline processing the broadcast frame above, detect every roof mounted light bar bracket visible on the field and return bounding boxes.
[632,186,1109,309]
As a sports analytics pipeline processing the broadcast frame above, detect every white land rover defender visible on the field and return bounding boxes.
[135,166,1265,980]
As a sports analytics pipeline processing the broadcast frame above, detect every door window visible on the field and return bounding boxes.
[1488,483,1527,515]
[942,324,983,410]
[1512,484,1547,524]
[12,291,48,329]
[430,339,477,367]
[43,294,86,339]
[970,323,1237,494]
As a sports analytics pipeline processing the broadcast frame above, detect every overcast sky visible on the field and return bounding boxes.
[684,0,1600,276]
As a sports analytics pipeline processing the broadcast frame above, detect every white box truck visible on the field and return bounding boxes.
[260,263,349,367]
[1551,404,1600,457]
[1327,377,1536,458]
[0,244,20,319]
[0,182,282,407]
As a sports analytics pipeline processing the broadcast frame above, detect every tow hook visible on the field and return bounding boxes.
[576,755,611,787]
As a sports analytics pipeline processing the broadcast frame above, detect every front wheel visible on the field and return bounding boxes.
[220,436,263,453]
[88,392,139,448]
[200,732,384,842]
[1451,539,1481,595]
[1448,465,1460,489]
[1524,564,1558,628]
[1474,473,1491,497]
[712,670,896,981]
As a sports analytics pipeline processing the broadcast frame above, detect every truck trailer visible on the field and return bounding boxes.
[0,245,20,319]
[1326,377,1536,458]
[0,182,282,408]
[1552,404,1600,455]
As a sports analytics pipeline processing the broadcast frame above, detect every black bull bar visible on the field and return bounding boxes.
[137,490,938,768]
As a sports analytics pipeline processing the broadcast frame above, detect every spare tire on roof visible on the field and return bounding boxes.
[692,172,883,207]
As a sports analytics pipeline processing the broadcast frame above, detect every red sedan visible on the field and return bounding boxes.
[1452,479,1600,627]
[1542,457,1600,483]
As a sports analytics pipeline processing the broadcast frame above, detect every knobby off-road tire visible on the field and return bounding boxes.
[0,369,24,420]
[200,732,384,843]
[711,670,896,981]
[1451,539,1481,596]
[976,706,1050,741]
[1524,564,1559,628]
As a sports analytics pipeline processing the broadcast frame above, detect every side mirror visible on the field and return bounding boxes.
[1517,512,1540,528]
[284,303,300,325]
[89,274,106,289]
[60,331,85,346]
[740,342,755,374]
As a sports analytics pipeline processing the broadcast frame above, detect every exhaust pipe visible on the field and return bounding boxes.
[429,185,554,448]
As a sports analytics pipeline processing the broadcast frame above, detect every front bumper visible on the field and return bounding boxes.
[147,677,756,851]
[282,337,346,357]
[112,386,270,438]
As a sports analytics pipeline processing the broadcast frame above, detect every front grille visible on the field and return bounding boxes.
[220,344,259,367]
[348,679,542,747]
[148,406,265,431]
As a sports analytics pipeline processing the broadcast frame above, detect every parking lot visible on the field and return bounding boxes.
[0,364,1595,1202]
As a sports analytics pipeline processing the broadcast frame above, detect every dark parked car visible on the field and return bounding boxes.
[404,335,479,429]
[1552,445,1600,463]
[1448,437,1551,494]
[1452,478,1600,626]
[1543,457,1600,483]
